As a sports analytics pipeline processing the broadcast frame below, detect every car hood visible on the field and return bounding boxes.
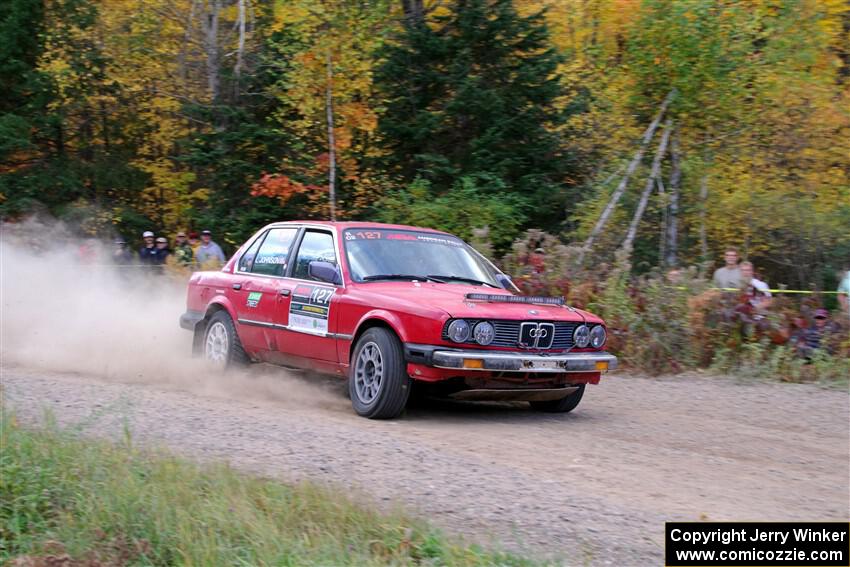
[355,282,600,323]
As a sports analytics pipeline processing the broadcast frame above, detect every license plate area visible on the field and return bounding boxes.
[522,358,563,370]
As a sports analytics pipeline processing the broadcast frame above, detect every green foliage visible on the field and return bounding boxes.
[711,342,850,384]
[378,175,527,249]
[375,0,575,232]
[0,411,538,566]
[0,0,847,280]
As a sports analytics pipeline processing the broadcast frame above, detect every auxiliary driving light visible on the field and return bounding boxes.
[447,319,471,343]
[573,324,590,348]
[590,325,607,348]
[473,321,495,345]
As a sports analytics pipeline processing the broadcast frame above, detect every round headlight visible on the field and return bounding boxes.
[590,325,607,348]
[573,324,590,348]
[473,321,495,346]
[447,319,471,343]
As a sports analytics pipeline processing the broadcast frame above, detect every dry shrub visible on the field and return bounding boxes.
[494,230,849,381]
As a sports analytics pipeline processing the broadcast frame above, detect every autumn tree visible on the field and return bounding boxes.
[375,0,575,233]
[264,0,392,221]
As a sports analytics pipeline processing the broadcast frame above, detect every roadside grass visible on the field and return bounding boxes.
[0,410,538,566]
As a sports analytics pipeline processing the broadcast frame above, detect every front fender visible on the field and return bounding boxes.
[346,309,448,364]
[353,309,411,342]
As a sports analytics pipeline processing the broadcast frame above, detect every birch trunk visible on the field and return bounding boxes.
[326,51,337,221]
[402,0,424,23]
[178,1,198,85]
[579,90,675,262]
[665,130,682,267]
[658,177,667,265]
[699,174,709,264]
[234,0,246,91]
[621,118,673,254]
[202,0,220,104]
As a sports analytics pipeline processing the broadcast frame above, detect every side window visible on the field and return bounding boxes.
[237,231,266,273]
[251,228,298,276]
[292,231,336,280]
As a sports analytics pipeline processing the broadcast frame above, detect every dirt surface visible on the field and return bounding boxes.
[3,364,848,565]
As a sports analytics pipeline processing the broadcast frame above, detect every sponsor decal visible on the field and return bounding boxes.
[246,291,262,308]
[289,284,334,335]
[344,229,464,247]
[254,254,287,265]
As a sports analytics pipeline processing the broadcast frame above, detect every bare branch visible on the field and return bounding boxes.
[665,127,682,267]
[579,89,676,262]
[621,118,673,254]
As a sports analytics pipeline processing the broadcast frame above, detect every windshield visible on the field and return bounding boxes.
[343,229,500,286]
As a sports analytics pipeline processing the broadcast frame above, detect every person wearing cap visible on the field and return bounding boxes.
[139,231,159,265]
[173,231,194,267]
[195,229,225,268]
[154,236,171,264]
[795,308,837,359]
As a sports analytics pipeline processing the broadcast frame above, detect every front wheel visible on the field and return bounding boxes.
[529,384,585,413]
[349,328,411,419]
[203,310,249,369]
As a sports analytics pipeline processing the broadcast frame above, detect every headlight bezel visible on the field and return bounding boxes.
[446,319,471,343]
[472,321,495,346]
[589,325,607,349]
[573,324,590,348]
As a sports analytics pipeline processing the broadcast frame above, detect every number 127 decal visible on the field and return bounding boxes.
[289,284,335,335]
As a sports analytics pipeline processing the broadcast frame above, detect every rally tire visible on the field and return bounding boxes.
[349,328,411,419]
[529,384,585,413]
[203,310,249,369]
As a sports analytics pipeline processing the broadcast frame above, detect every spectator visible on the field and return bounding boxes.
[154,236,171,264]
[77,238,98,264]
[712,247,742,290]
[838,262,849,319]
[196,229,226,268]
[188,231,200,252]
[795,308,836,358]
[740,261,772,309]
[112,239,133,264]
[138,231,159,265]
[173,231,194,267]
[666,268,683,285]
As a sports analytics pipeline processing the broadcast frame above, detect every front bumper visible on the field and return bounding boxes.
[430,349,617,373]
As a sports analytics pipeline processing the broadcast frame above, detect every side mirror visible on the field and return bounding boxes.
[308,260,341,285]
[496,273,513,290]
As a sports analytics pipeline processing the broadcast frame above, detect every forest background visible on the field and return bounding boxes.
[2,0,848,377]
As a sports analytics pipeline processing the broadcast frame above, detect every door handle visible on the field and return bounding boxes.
[279,289,291,296]
[232,283,242,290]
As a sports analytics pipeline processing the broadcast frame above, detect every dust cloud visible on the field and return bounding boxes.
[0,218,347,412]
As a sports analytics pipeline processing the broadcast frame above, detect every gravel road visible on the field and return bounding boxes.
[3,364,848,565]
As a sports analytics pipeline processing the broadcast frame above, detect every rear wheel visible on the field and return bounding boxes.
[529,384,585,413]
[203,310,249,369]
[349,328,410,419]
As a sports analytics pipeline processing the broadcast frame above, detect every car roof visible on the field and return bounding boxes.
[265,220,452,236]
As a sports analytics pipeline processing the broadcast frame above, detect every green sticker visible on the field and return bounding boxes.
[246,292,262,308]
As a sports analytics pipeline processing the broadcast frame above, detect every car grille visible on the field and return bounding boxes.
[442,320,578,350]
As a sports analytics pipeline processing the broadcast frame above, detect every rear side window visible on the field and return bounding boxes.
[251,228,298,276]
[237,232,266,273]
[292,231,336,280]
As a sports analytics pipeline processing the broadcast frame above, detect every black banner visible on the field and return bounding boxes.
[666,522,849,566]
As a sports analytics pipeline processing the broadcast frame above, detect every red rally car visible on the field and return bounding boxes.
[180,221,617,419]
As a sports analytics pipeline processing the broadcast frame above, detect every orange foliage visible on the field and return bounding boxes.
[250,173,321,204]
